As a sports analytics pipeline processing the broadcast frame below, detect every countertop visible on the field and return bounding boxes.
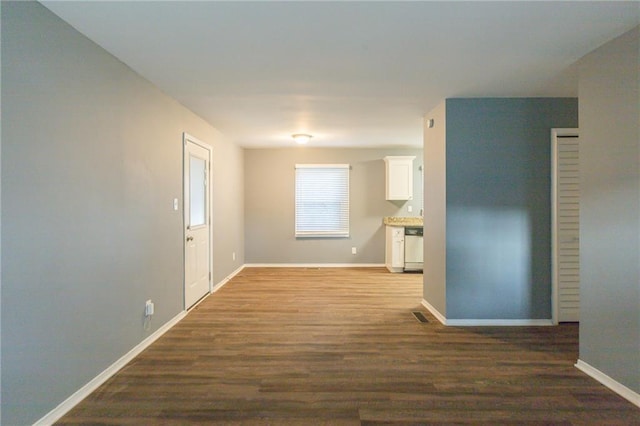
[383,216,424,227]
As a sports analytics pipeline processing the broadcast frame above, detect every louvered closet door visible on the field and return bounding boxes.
[557,136,580,322]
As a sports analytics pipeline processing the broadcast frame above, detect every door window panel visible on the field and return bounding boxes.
[190,155,206,227]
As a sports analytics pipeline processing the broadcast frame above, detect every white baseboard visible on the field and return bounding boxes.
[35,265,248,424]
[575,359,640,408]
[212,264,245,292]
[421,299,447,325]
[34,311,187,426]
[420,299,553,326]
[446,319,554,326]
[244,263,385,268]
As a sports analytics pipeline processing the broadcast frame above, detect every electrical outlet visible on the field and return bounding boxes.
[145,300,154,316]
[408,205,413,213]
[352,247,357,255]
[232,252,236,261]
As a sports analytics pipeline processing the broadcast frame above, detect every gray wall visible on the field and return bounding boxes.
[577,27,639,394]
[245,148,422,264]
[1,3,244,424]
[0,1,3,416]
[442,98,578,319]
[423,102,447,315]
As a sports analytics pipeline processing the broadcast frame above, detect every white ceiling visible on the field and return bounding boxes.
[41,1,639,148]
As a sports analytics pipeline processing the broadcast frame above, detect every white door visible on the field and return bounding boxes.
[552,129,580,323]
[184,134,211,309]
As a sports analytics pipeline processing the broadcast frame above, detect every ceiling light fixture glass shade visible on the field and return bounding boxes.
[292,133,312,144]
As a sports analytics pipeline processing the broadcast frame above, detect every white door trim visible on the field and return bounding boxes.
[551,128,579,325]
[183,132,213,310]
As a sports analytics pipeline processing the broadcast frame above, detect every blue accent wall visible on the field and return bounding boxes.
[445,98,578,319]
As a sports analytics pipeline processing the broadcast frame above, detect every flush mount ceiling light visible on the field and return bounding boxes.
[292,133,312,144]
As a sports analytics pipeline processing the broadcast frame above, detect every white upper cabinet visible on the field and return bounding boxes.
[384,156,415,200]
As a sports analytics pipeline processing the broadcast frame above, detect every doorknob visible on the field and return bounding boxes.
[186,236,194,242]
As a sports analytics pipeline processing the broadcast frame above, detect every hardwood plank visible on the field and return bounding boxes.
[57,267,640,425]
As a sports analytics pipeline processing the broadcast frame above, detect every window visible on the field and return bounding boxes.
[295,164,350,238]
[189,155,207,227]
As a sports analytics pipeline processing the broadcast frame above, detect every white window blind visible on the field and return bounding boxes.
[295,164,350,238]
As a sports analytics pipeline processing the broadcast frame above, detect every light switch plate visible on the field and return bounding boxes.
[145,300,154,316]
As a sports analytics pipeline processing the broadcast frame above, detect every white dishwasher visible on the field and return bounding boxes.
[404,227,423,271]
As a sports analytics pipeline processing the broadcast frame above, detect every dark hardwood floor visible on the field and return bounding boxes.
[58,267,640,425]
